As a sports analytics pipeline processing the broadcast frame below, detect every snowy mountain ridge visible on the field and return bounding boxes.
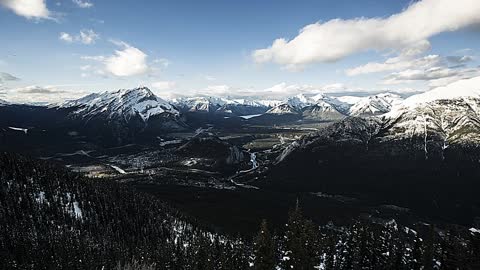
[276,76,480,162]
[0,99,10,106]
[380,77,480,146]
[265,92,403,117]
[60,87,179,122]
[172,96,281,113]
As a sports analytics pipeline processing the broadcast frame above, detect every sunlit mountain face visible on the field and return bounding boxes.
[1,0,480,269]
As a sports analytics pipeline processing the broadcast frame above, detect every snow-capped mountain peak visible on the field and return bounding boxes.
[285,94,314,108]
[380,77,480,147]
[172,96,282,114]
[347,93,402,116]
[404,76,480,106]
[61,87,179,122]
[266,103,300,114]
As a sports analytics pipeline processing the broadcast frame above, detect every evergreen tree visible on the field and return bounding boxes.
[283,200,319,270]
[423,224,436,270]
[253,219,276,270]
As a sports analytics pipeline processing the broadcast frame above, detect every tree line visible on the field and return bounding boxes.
[0,153,479,269]
[252,202,480,269]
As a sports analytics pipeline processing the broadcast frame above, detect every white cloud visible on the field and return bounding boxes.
[204,75,216,81]
[82,41,149,77]
[152,81,176,90]
[80,65,91,71]
[347,46,479,88]
[81,55,105,61]
[0,72,20,82]
[322,83,346,92]
[154,82,389,100]
[79,29,99,44]
[72,0,92,8]
[382,66,480,87]
[0,0,51,19]
[347,54,442,76]
[446,55,474,64]
[59,29,99,44]
[59,32,73,43]
[261,83,318,95]
[3,85,88,104]
[153,58,170,68]
[386,68,457,82]
[105,43,148,77]
[253,0,480,70]
[201,82,344,99]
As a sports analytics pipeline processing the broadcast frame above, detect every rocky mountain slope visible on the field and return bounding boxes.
[172,96,280,115]
[264,93,402,120]
[274,76,480,163]
[60,86,179,122]
[171,92,403,120]
[239,77,480,225]
[57,87,185,145]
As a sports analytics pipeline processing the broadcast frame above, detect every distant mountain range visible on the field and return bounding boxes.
[230,77,480,225]
[275,77,480,163]
[170,92,402,119]
[1,76,480,146]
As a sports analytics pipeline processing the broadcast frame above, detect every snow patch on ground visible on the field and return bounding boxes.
[239,114,262,119]
[110,165,126,174]
[8,127,28,134]
[73,201,83,219]
[469,227,480,234]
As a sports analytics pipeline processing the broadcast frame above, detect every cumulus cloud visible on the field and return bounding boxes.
[59,29,99,44]
[199,83,345,99]
[253,0,480,70]
[346,45,479,88]
[72,0,92,8]
[0,0,51,19]
[3,85,88,104]
[385,68,457,82]
[383,66,480,88]
[0,72,20,82]
[157,81,389,100]
[15,85,66,94]
[105,43,148,76]
[59,32,73,43]
[80,65,91,71]
[446,55,474,64]
[82,41,149,77]
[322,83,347,92]
[79,29,99,44]
[260,83,320,96]
[151,81,176,90]
[153,58,170,68]
[347,54,443,76]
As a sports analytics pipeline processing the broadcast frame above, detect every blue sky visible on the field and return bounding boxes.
[1,0,479,103]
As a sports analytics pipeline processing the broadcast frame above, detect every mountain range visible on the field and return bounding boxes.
[2,76,480,268]
[2,76,480,147]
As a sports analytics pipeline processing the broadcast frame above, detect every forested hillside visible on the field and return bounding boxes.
[0,153,250,269]
[1,153,479,269]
